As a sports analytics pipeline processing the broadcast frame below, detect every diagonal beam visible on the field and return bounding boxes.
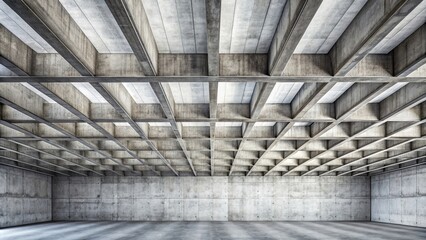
[319,120,426,176]
[0,24,32,76]
[268,0,322,76]
[5,138,106,176]
[28,82,159,176]
[330,0,422,76]
[106,0,157,75]
[0,157,55,176]
[341,140,426,176]
[352,154,426,176]
[229,82,275,175]
[246,82,336,175]
[266,83,396,176]
[0,88,124,175]
[302,83,426,176]
[91,83,178,176]
[150,82,196,176]
[0,137,86,176]
[107,0,190,175]
[4,0,97,76]
[0,121,103,176]
[393,24,426,76]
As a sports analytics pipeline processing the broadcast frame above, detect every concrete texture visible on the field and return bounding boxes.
[1,221,425,240]
[0,165,51,228]
[52,176,370,221]
[371,165,426,227]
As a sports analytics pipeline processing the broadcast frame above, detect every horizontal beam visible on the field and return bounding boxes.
[393,24,426,76]
[4,0,97,76]
[0,76,422,83]
[0,159,54,176]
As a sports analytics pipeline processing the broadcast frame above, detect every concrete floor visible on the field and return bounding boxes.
[0,221,425,240]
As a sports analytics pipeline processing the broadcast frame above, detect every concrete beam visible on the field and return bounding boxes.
[246,82,336,175]
[353,154,426,176]
[92,82,177,176]
[0,75,423,83]
[150,82,196,176]
[206,0,221,76]
[330,0,422,76]
[393,24,426,76]
[106,0,158,75]
[0,158,55,176]
[0,136,86,176]
[268,0,322,76]
[0,25,32,76]
[4,0,97,76]
[27,82,158,175]
[341,141,426,176]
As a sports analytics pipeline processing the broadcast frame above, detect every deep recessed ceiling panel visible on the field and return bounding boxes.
[318,82,354,103]
[0,0,56,53]
[217,82,256,103]
[369,82,408,103]
[0,64,15,76]
[294,0,367,54]
[122,83,160,104]
[142,0,207,53]
[220,0,286,53]
[267,83,304,104]
[20,83,55,103]
[371,1,426,54]
[60,0,132,53]
[169,82,209,103]
[71,83,107,103]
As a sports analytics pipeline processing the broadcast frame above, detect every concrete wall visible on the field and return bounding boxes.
[0,165,52,228]
[371,165,426,227]
[53,176,370,221]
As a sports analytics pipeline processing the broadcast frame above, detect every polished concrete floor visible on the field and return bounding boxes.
[0,221,425,240]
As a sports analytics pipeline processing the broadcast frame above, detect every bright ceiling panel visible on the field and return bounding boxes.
[295,0,367,54]
[267,83,304,104]
[0,0,55,53]
[72,83,107,103]
[122,83,160,104]
[60,0,132,53]
[142,0,207,53]
[220,0,286,53]
[217,82,256,104]
[168,83,209,103]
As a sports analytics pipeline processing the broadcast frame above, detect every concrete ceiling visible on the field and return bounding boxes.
[220,0,286,53]
[295,0,367,54]
[0,0,55,53]
[59,0,133,53]
[0,0,425,178]
[371,0,426,54]
[142,0,207,53]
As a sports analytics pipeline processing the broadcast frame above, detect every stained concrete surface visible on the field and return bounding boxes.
[0,165,52,228]
[0,221,425,240]
[371,165,426,227]
[52,176,370,221]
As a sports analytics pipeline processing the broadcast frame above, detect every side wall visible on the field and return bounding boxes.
[371,165,426,227]
[53,176,370,221]
[0,165,52,228]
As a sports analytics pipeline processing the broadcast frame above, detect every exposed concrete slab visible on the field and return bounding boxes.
[0,165,51,228]
[4,0,98,76]
[329,0,422,76]
[371,165,426,227]
[52,176,369,221]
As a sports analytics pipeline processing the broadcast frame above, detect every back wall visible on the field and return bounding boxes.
[53,176,370,221]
